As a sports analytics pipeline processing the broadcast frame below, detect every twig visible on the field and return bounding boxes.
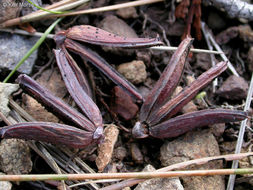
[150,46,222,54]
[0,0,89,28]
[0,28,54,39]
[203,0,253,20]
[69,179,120,188]
[0,111,12,126]
[3,109,67,190]
[9,99,100,189]
[0,28,222,55]
[201,22,239,76]
[9,99,36,121]
[0,0,163,27]
[29,143,67,190]
[101,152,253,190]
[1,168,253,181]
[227,73,253,190]
[201,21,218,93]
[28,0,77,16]
[140,10,171,46]
[47,0,163,17]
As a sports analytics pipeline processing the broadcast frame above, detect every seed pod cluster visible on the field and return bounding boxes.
[0,25,247,148]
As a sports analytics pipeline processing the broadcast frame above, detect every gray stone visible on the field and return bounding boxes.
[116,7,138,19]
[117,60,147,84]
[0,83,19,121]
[0,33,38,74]
[99,15,137,56]
[134,165,184,190]
[160,130,225,190]
[0,139,32,174]
[217,75,248,100]
[0,173,12,190]
[21,0,42,15]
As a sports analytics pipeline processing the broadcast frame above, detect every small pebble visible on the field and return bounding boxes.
[110,86,139,120]
[117,60,147,84]
[96,124,119,172]
[0,83,19,121]
[130,143,143,164]
[0,172,12,190]
[0,0,20,22]
[116,7,138,19]
[0,33,38,74]
[217,75,248,100]
[134,165,184,190]
[238,25,253,43]
[114,146,127,161]
[160,130,225,190]
[0,139,32,174]
[99,15,137,56]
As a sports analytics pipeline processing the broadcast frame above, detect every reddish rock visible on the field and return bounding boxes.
[215,26,239,45]
[217,75,248,100]
[96,124,119,172]
[195,53,212,70]
[116,7,138,19]
[130,143,143,164]
[111,86,139,120]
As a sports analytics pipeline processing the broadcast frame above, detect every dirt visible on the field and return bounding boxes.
[0,0,253,190]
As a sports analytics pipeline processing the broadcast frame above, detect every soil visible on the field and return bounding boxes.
[0,0,253,190]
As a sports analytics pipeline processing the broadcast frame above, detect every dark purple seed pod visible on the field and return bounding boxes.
[139,37,193,122]
[54,49,103,129]
[62,25,163,48]
[0,122,94,148]
[147,61,228,126]
[64,39,143,101]
[16,74,95,132]
[149,109,247,139]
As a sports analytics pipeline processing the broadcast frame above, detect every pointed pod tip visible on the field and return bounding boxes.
[132,121,149,139]
[54,31,67,46]
[155,34,164,46]
[16,74,26,83]
[0,127,6,138]
[93,126,104,140]
[53,49,61,54]
[185,35,194,41]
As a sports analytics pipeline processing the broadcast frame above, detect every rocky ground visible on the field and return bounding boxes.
[0,0,253,189]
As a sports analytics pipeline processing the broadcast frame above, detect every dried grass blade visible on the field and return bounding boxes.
[227,72,253,190]
[100,152,253,190]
